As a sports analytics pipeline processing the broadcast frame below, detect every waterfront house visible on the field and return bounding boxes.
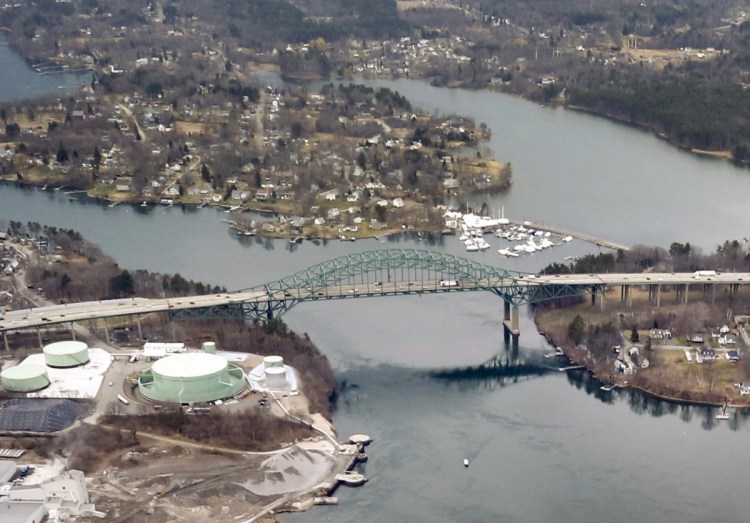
[726,350,741,363]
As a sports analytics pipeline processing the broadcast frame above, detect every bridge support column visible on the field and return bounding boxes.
[37,327,42,349]
[136,317,142,340]
[3,331,8,352]
[711,284,716,304]
[103,318,110,344]
[621,285,632,307]
[682,284,689,304]
[502,302,520,338]
[599,286,606,311]
[656,284,661,307]
[69,323,75,341]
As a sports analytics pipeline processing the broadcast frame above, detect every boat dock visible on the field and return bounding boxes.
[557,364,586,372]
[716,402,730,420]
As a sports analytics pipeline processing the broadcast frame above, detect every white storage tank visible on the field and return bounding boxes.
[202,341,217,354]
[264,366,287,388]
[1,364,50,392]
[263,355,284,368]
[43,341,90,368]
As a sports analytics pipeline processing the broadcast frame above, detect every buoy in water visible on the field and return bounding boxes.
[463,459,469,468]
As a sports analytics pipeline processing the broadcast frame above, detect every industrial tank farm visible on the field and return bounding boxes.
[138,352,246,404]
[1,364,50,392]
[42,340,90,368]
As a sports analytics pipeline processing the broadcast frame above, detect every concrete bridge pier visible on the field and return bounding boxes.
[37,327,42,349]
[502,327,519,356]
[2,331,8,352]
[648,284,662,307]
[69,323,76,341]
[621,285,632,307]
[503,301,520,339]
[676,284,689,304]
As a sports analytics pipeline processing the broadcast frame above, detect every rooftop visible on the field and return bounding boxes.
[152,352,228,378]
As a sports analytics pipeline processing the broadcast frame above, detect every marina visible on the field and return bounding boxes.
[451,211,612,256]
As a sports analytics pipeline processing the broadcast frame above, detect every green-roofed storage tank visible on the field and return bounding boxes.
[43,340,90,368]
[1,364,50,392]
[138,352,245,404]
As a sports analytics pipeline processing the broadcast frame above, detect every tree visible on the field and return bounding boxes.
[93,146,101,170]
[200,163,211,182]
[5,123,20,139]
[110,270,135,296]
[567,315,585,345]
[56,141,69,163]
[60,273,71,292]
[291,121,303,139]
[630,324,640,343]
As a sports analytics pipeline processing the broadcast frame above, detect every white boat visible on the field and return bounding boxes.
[563,235,573,242]
[463,458,469,467]
[459,233,470,242]
[476,239,490,251]
[464,239,479,252]
[498,248,511,256]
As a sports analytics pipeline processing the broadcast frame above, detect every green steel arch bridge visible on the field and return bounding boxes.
[172,248,589,336]
[4,248,748,350]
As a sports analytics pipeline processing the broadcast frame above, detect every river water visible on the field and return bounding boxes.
[2,43,750,522]
[0,35,89,102]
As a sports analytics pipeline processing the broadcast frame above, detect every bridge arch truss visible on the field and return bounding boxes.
[221,249,591,322]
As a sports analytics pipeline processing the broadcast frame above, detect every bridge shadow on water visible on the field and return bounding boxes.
[427,353,555,391]
[428,350,750,432]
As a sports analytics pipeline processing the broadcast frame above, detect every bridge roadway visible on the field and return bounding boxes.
[2,271,749,334]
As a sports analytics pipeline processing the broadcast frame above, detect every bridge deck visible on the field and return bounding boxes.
[2,271,749,333]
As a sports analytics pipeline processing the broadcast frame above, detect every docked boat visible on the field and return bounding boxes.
[464,239,480,252]
[463,459,469,467]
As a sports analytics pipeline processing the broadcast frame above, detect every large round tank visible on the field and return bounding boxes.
[202,341,217,354]
[1,364,50,392]
[42,341,89,368]
[263,355,284,368]
[138,352,245,404]
[264,366,287,388]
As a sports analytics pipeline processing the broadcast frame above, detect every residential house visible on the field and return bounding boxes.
[255,188,273,200]
[696,348,717,363]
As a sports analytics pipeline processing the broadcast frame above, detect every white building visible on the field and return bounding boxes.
[3,470,104,521]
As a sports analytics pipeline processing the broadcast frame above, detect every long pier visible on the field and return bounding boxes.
[508,220,630,251]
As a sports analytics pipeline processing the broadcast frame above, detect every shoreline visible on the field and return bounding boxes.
[535,315,750,410]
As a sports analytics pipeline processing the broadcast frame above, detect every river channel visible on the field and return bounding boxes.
[2,42,750,522]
